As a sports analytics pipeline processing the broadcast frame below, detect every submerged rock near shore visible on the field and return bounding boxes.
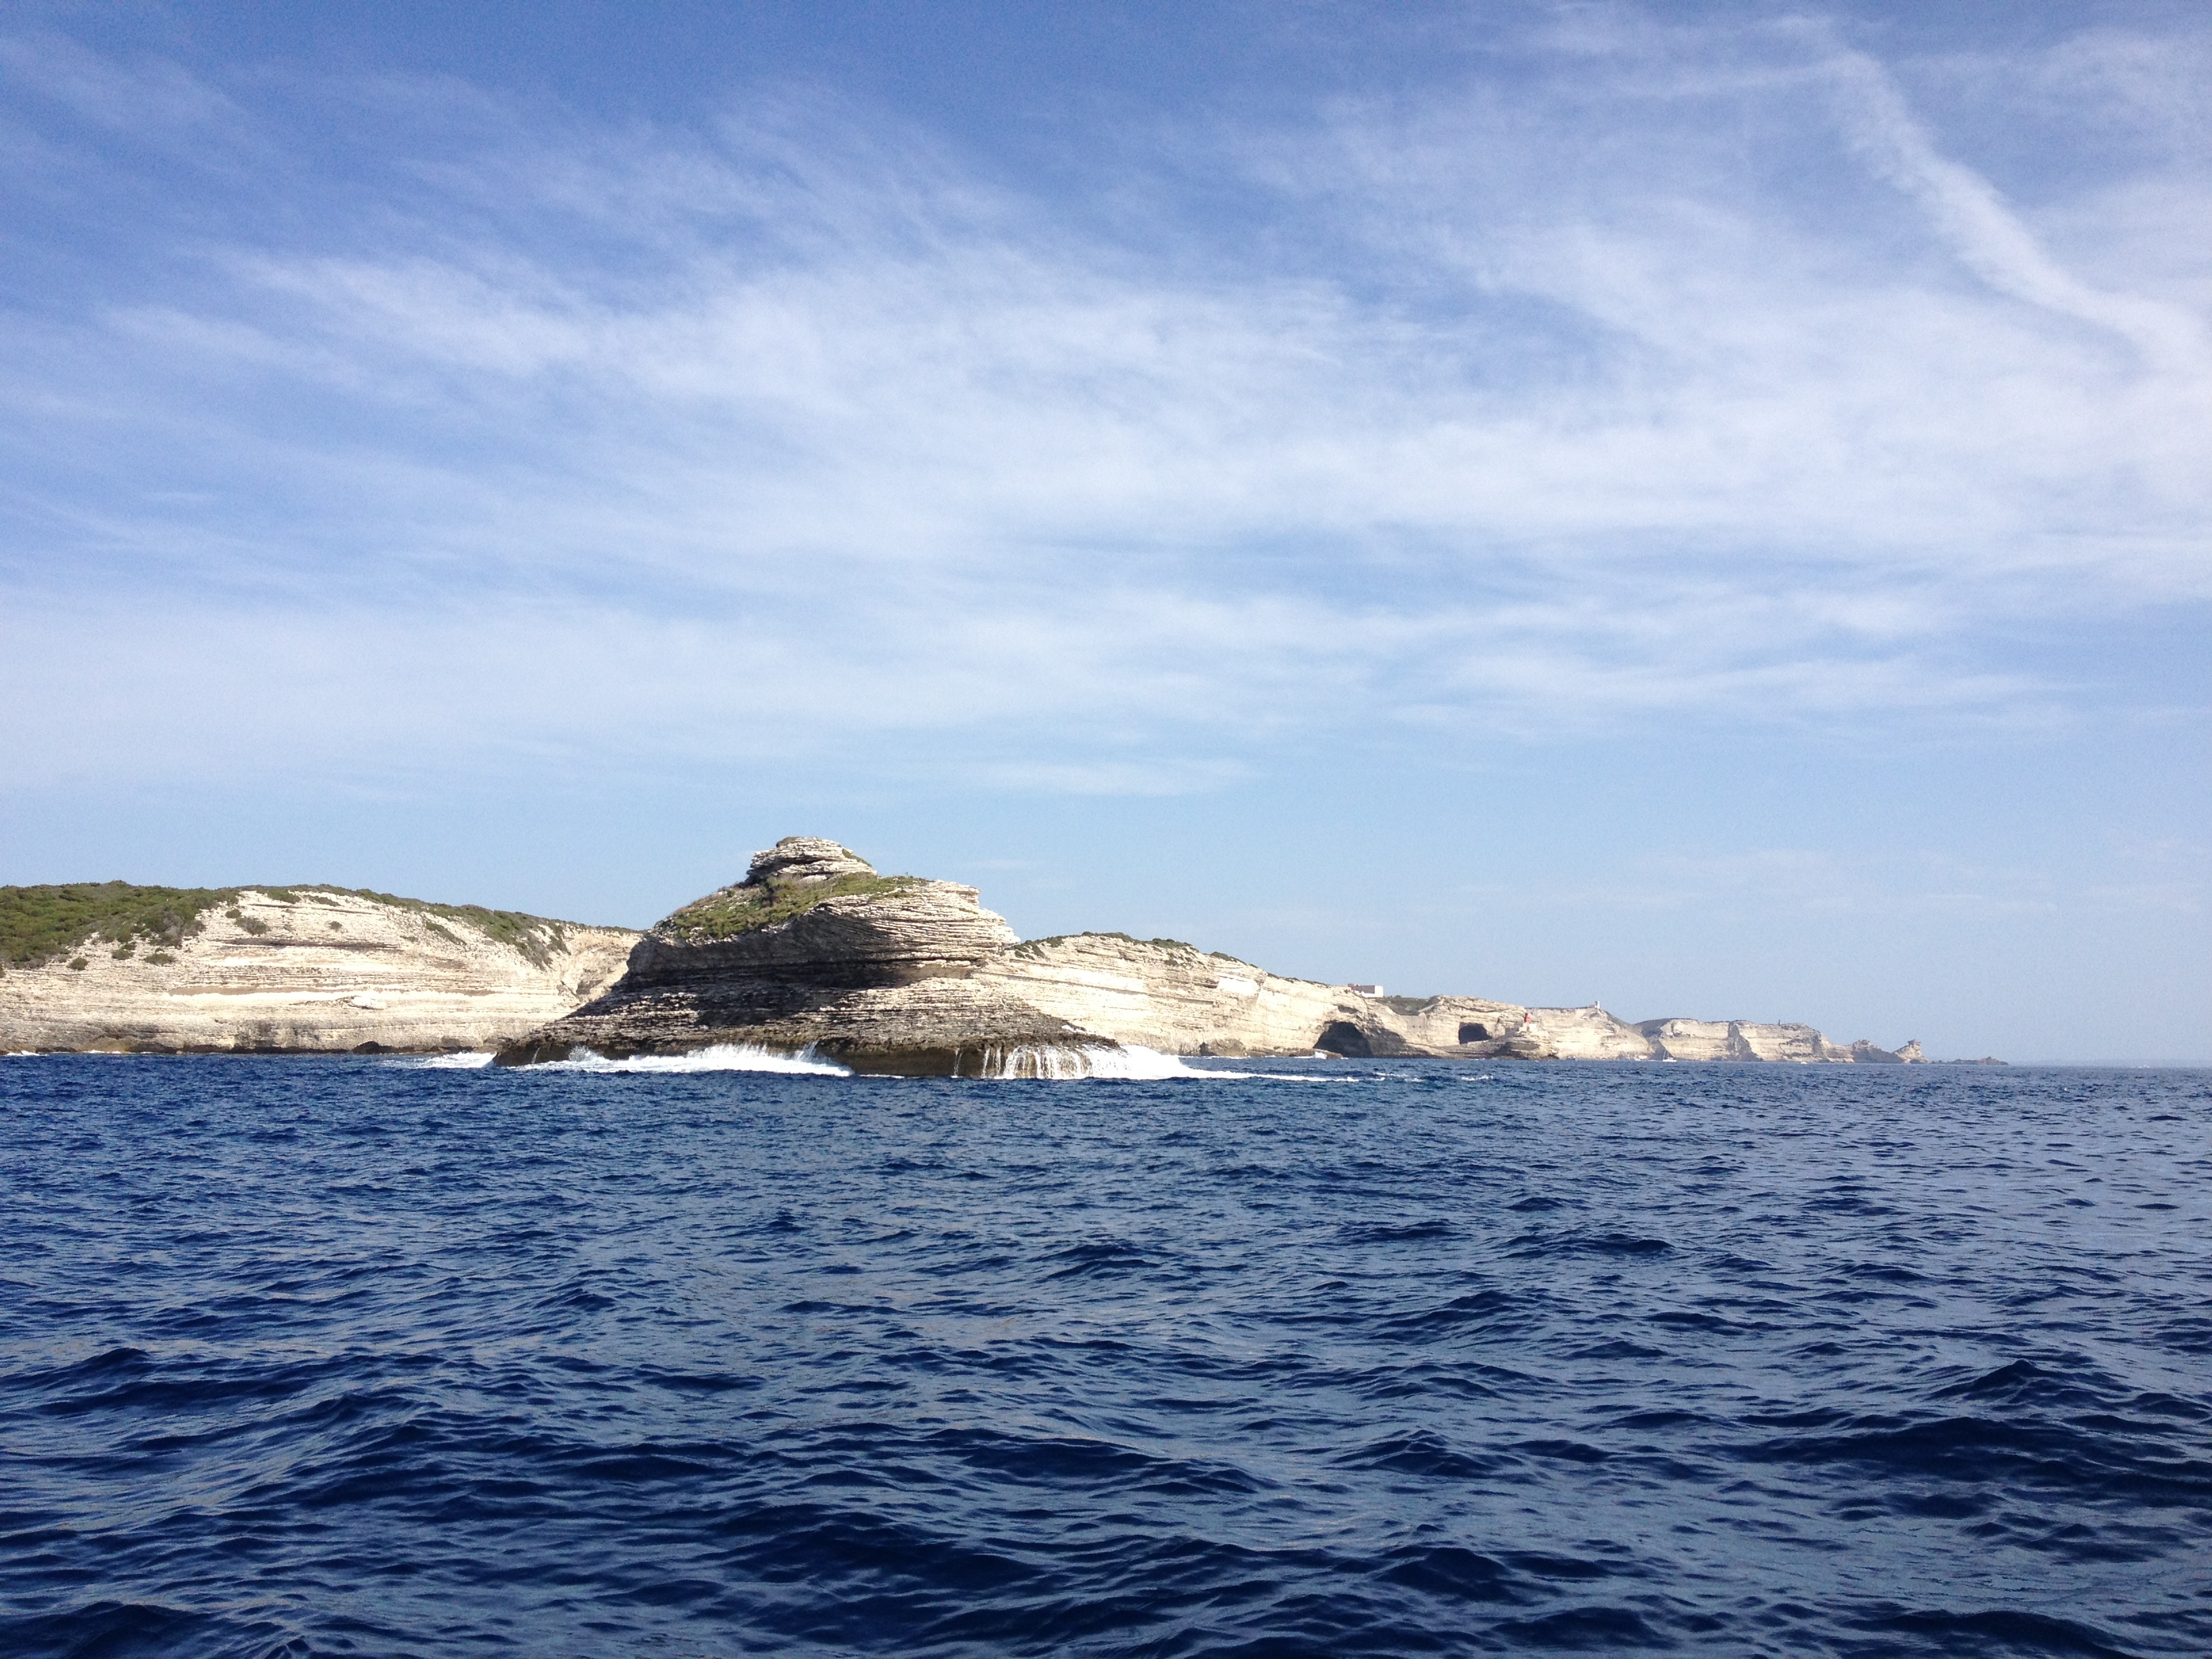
[0,883,636,1054]
[491,837,1934,1074]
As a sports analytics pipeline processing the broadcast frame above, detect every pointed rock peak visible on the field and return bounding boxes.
[744,837,876,888]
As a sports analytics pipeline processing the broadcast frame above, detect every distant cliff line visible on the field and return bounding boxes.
[486,838,1950,1074]
[1,856,1965,1067]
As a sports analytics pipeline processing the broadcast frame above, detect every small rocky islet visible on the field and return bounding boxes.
[2,836,1937,1071]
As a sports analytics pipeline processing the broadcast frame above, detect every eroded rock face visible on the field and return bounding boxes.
[745,836,876,885]
[626,838,1019,991]
[1637,1018,1843,1063]
[1356,997,1651,1060]
[495,838,1083,1072]
[0,890,636,1054]
[975,935,1363,1057]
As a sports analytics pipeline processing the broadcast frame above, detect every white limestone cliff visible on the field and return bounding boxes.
[974,935,1358,1056]
[0,889,637,1054]
[973,957,1921,1065]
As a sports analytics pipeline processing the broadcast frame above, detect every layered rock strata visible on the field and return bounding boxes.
[975,935,1361,1057]
[0,887,636,1054]
[493,838,1109,1075]
[492,836,1929,1072]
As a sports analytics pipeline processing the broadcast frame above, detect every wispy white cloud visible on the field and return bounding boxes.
[1807,26,2206,371]
[0,27,243,135]
[0,10,2205,793]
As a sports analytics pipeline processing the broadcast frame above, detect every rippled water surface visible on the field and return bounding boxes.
[3,1057,2208,1658]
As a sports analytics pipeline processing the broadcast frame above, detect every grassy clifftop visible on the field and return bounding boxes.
[327,889,588,969]
[1005,932,1244,962]
[0,883,239,969]
[657,872,923,942]
[0,882,614,971]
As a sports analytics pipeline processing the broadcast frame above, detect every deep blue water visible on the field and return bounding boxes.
[1,1056,2209,1659]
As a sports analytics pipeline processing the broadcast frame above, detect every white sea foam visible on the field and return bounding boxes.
[1086,1045,1208,1080]
[963,1044,1333,1082]
[968,1044,1203,1084]
[388,1041,1361,1082]
[958,1043,1207,1080]
[536,1043,853,1076]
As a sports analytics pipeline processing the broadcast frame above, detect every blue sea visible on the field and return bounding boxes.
[2,1054,2207,1658]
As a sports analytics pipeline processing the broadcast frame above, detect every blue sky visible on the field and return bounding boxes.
[2,1,2206,1061]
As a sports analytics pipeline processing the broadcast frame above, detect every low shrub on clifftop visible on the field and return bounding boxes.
[1007,932,1245,963]
[0,882,240,968]
[329,889,582,968]
[659,872,922,941]
[0,881,608,971]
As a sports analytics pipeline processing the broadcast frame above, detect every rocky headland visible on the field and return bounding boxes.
[489,837,1933,1075]
[0,882,636,1054]
[489,838,1107,1073]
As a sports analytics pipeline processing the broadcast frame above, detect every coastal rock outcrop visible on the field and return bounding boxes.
[0,884,636,1054]
[493,838,1107,1073]
[1344,997,1654,1060]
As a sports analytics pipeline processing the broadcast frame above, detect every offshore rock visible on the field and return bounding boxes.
[0,887,636,1054]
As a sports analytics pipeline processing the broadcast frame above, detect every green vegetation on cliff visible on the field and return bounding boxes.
[0,883,241,968]
[0,882,603,971]
[1006,932,1245,963]
[333,889,577,968]
[658,872,922,942]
